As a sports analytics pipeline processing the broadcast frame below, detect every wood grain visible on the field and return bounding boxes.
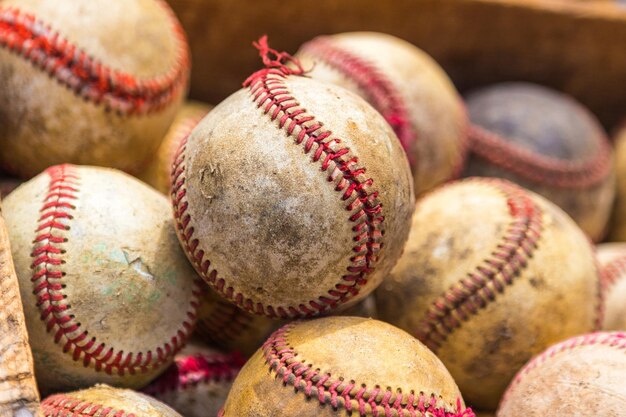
[0,209,41,417]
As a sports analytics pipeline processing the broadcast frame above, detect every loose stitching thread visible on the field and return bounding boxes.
[468,124,612,188]
[0,0,189,115]
[171,37,385,318]
[299,36,417,165]
[218,323,474,417]
[415,179,543,352]
[31,164,200,376]
[499,331,626,409]
[42,393,135,417]
[143,351,244,395]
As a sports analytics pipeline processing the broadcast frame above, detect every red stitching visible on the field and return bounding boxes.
[300,37,416,164]
[600,254,626,293]
[414,179,543,352]
[499,331,626,409]
[31,164,200,376]
[468,124,612,189]
[171,38,384,319]
[217,323,474,417]
[42,393,135,417]
[143,351,244,396]
[0,0,189,115]
[196,296,258,352]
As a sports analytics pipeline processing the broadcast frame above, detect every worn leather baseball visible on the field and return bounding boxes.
[2,164,202,393]
[0,210,42,417]
[140,101,211,195]
[143,342,244,417]
[463,83,614,242]
[42,384,183,417]
[0,0,189,178]
[375,178,600,410]
[172,40,415,319]
[296,32,468,196]
[195,285,283,358]
[596,242,626,331]
[220,316,474,417]
[497,332,626,417]
[609,124,626,241]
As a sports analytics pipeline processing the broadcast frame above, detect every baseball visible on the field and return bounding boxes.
[0,0,189,178]
[171,38,414,319]
[143,343,245,417]
[596,242,626,331]
[296,32,468,195]
[0,210,41,417]
[2,164,201,393]
[195,286,283,357]
[375,178,600,410]
[220,316,474,417]
[463,82,615,242]
[140,101,211,195]
[42,384,183,417]
[609,124,626,241]
[497,332,626,416]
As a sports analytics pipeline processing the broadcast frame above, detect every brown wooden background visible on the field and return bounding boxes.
[167,0,626,129]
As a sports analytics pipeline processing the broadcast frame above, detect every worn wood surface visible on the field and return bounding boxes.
[168,0,626,128]
[0,210,41,417]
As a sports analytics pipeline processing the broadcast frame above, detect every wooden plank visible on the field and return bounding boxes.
[168,0,626,127]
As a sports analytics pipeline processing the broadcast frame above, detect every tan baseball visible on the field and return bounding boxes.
[220,316,474,417]
[596,242,626,331]
[143,342,244,417]
[42,384,183,417]
[497,332,626,417]
[375,178,600,410]
[140,101,212,195]
[296,31,468,196]
[2,164,201,393]
[171,40,414,319]
[0,0,189,178]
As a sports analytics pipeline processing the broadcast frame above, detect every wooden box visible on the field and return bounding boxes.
[167,0,626,129]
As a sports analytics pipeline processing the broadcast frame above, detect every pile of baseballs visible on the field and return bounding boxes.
[0,1,625,417]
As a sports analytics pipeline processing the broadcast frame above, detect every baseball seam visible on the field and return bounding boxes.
[31,164,199,376]
[300,36,469,180]
[218,323,474,417]
[42,393,132,417]
[143,352,244,396]
[0,0,189,115]
[415,179,543,352]
[196,296,258,351]
[300,37,417,163]
[499,331,626,409]
[468,124,612,188]
[172,66,385,318]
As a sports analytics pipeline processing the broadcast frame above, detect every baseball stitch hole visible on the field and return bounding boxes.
[171,38,385,319]
[0,0,189,115]
[30,164,201,376]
